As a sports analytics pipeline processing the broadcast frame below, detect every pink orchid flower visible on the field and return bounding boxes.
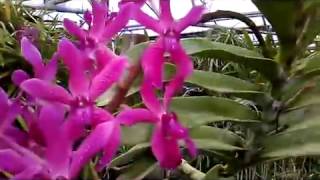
[115,0,204,169]
[0,104,120,179]
[12,37,58,86]
[0,88,21,142]
[20,38,128,128]
[117,107,196,168]
[64,1,133,45]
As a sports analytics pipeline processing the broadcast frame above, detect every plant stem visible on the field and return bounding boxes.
[106,64,141,112]
[178,159,205,180]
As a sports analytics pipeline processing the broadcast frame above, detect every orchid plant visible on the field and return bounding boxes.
[0,0,205,179]
[2,0,320,179]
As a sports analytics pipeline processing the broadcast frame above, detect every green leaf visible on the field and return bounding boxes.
[116,156,157,180]
[253,0,320,65]
[121,124,153,145]
[190,126,245,151]
[125,42,149,64]
[181,38,281,82]
[163,63,263,99]
[285,80,320,109]
[253,0,298,54]
[280,105,320,132]
[188,69,261,94]
[295,52,320,76]
[110,143,150,167]
[203,164,225,180]
[242,31,255,50]
[171,96,259,128]
[260,126,320,160]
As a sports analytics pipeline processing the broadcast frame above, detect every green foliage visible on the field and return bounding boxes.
[3,1,320,180]
[115,1,320,179]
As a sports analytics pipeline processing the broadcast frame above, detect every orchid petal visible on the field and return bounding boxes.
[164,46,193,108]
[117,108,158,126]
[159,0,173,22]
[72,106,94,126]
[21,37,44,77]
[0,149,28,174]
[141,42,165,88]
[13,165,43,180]
[63,19,86,41]
[70,121,117,178]
[97,123,121,170]
[185,135,197,158]
[134,9,161,33]
[12,70,30,86]
[90,57,128,100]
[92,107,113,127]
[0,101,20,134]
[42,53,58,81]
[119,0,146,7]
[141,81,163,115]
[91,1,108,38]
[168,116,197,157]
[0,88,9,117]
[94,47,116,72]
[84,11,93,26]
[101,3,131,41]
[29,121,46,146]
[38,105,65,144]
[20,78,72,104]
[4,127,28,147]
[175,6,204,32]
[151,124,182,169]
[58,38,89,96]
[63,113,86,142]
[45,133,72,179]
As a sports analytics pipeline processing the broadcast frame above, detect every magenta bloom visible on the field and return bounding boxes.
[116,0,204,168]
[20,38,128,127]
[118,107,196,168]
[12,37,58,86]
[0,1,205,178]
[135,0,204,101]
[64,1,134,46]
[63,1,135,76]
[0,88,21,138]
[17,37,128,174]
[0,104,120,179]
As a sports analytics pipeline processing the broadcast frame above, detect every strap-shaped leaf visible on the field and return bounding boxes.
[285,80,320,110]
[189,69,261,94]
[110,143,150,167]
[125,42,148,64]
[203,164,225,180]
[121,124,153,145]
[260,127,320,160]
[253,0,298,58]
[294,52,320,76]
[264,105,320,160]
[116,156,157,180]
[171,96,259,128]
[280,105,320,132]
[190,126,245,151]
[253,0,320,65]
[181,38,281,82]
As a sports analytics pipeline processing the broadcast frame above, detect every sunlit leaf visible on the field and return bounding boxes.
[171,96,259,128]
[190,126,245,151]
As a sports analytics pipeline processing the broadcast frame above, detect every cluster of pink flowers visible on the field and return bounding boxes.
[0,0,204,179]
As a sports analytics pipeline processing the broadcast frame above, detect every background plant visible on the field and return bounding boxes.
[1,0,320,180]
